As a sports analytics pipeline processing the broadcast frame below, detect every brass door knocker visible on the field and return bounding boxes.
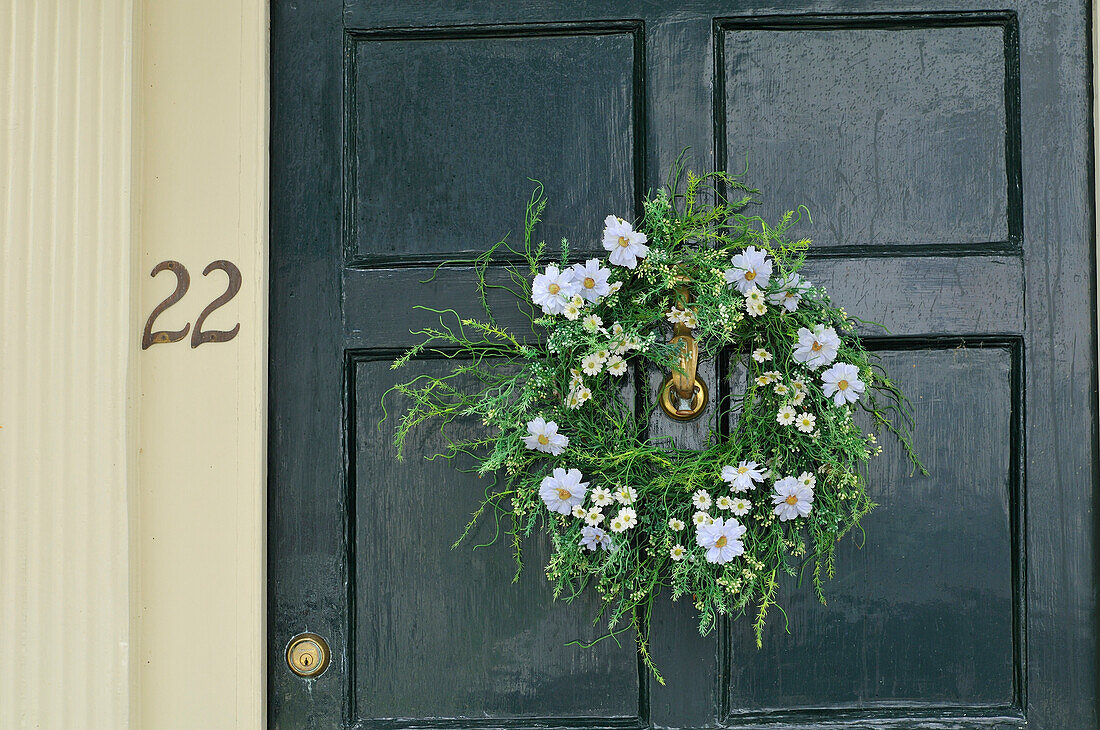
[659,278,708,421]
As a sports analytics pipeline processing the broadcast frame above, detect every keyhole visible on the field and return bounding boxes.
[300,654,312,667]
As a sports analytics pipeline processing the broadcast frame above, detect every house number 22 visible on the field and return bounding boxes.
[141,260,242,349]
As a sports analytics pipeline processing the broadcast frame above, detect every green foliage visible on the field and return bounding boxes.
[386,167,923,683]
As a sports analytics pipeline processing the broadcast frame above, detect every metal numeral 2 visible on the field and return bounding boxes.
[141,260,242,349]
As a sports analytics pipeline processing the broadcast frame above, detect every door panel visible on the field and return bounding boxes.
[271,1,1096,727]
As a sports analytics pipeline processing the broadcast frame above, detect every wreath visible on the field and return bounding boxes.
[389,166,923,682]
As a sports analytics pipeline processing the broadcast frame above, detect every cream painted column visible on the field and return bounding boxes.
[135,0,267,728]
[0,1,136,728]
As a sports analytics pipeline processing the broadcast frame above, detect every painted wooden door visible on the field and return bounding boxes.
[270,1,1097,727]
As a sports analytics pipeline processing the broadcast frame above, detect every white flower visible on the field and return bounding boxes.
[764,370,781,382]
[570,258,612,302]
[692,490,713,510]
[793,325,840,369]
[576,386,592,404]
[539,467,589,515]
[609,516,627,532]
[572,504,587,518]
[668,517,686,531]
[752,348,772,363]
[606,356,627,377]
[625,335,643,351]
[670,544,687,561]
[591,487,614,506]
[772,476,814,521]
[617,507,638,529]
[522,417,569,455]
[580,352,603,376]
[776,406,796,425]
[565,386,592,409]
[582,313,603,332]
[602,214,649,269]
[790,380,807,406]
[768,273,807,312]
[608,281,623,294]
[730,497,751,516]
[715,495,734,511]
[744,287,766,308]
[580,525,611,551]
[821,362,866,406]
[755,375,771,387]
[692,511,713,527]
[721,460,764,492]
[614,486,638,505]
[695,516,747,564]
[796,471,817,489]
[795,412,816,433]
[724,246,773,294]
[531,264,577,315]
[563,299,582,320]
[593,349,610,363]
[746,301,767,317]
[584,507,605,526]
[773,383,789,396]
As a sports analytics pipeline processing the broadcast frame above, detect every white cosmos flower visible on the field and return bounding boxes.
[821,362,866,406]
[796,471,817,489]
[692,490,712,510]
[776,406,796,425]
[531,264,578,315]
[614,486,638,505]
[580,525,611,551]
[670,544,687,561]
[692,511,713,527]
[606,356,627,377]
[668,517,686,531]
[580,352,603,376]
[768,273,807,312]
[572,504,587,518]
[695,516,747,564]
[724,246,773,294]
[795,412,817,433]
[570,258,612,302]
[590,487,614,507]
[752,348,771,363]
[617,507,638,529]
[582,313,603,332]
[730,497,751,516]
[772,476,814,521]
[522,416,569,455]
[721,460,764,492]
[602,214,650,269]
[539,467,589,515]
[584,507,604,526]
[793,325,840,369]
[715,495,734,511]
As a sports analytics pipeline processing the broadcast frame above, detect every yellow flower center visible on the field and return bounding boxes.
[745,270,756,281]
[618,236,630,248]
[584,277,595,289]
[785,495,799,505]
[785,291,794,299]
[557,488,572,500]
[738,466,748,474]
[838,379,849,390]
[537,434,549,445]
[548,283,560,295]
[812,341,823,352]
[715,536,728,548]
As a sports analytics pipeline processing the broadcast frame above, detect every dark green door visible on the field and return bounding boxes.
[270,2,1097,727]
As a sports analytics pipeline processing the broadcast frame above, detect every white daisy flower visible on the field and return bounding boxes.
[776,406,796,425]
[539,467,589,515]
[755,375,771,387]
[666,307,688,324]
[821,362,866,406]
[668,517,686,531]
[695,516,747,564]
[724,246,773,294]
[670,544,687,561]
[590,487,614,507]
[572,504,587,518]
[582,313,603,332]
[608,281,623,294]
[563,300,582,320]
[746,301,767,318]
[575,387,592,405]
[790,380,807,406]
[614,486,638,505]
[764,370,781,382]
[752,348,772,363]
[772,476,814,521]
[692,490,713,510]
[594,349,610,364]
[721,460,764,492]
[617,507,638,529]
[522,416,569,455]
[580,525,611,551]
[692,511,713,527]
[793,325,840,370]
[730,497,751,516]
[744,287,766,307]
[797,471,817,489]
[584,507,604,526]
[570,258,612,302]
[531,264,578,315]
[681,310,698,329]
[606,356,628,377]
[565,391,582,409]
[715,495,734,511]
[580,353,603,376]
[773,383,789,396]
[795,412,817,433]
[768,273,807,312]
[625,335,644,351]
[609,516,627,532]
[602,214,650,269]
